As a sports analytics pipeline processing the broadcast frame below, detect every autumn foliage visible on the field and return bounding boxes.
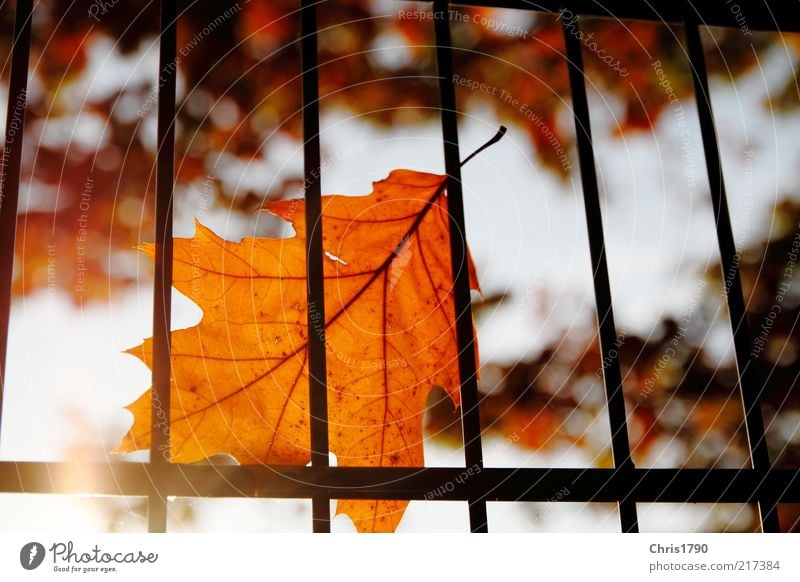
[117,170,479,532]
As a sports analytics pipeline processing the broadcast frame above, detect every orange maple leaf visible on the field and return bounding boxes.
[117,169,480,532]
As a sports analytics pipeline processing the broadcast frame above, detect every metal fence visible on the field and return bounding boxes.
[0,0,799,534]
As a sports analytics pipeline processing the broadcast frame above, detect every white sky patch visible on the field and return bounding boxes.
[369,29,415,70]
[59,35,159,105]
[29,110,110,150]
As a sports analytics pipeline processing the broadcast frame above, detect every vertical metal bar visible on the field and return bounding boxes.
[432,0,488,533]
[561,11,639,533]
[0,0,32,435]
[300,0,331,533]
[148,0,177,533]
[683,12,779,532]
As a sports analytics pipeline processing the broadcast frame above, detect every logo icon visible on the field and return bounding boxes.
[20,542,46,570]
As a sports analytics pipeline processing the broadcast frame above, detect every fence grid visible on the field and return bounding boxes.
[0,0,798,533]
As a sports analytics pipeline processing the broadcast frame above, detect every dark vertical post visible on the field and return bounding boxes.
[300,0,331,533]
[0,0,32,434]
[561,11,639,533]
[432,0,488,533]
[148,0,178,533]
[683,11,779,532]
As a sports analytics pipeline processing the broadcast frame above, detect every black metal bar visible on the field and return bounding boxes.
[396,0,800,33]
[683,11,780,533]
[432,0,488,533]
[0,462,798,504]
[561,11,639,533]
[0,0,32,436]
[300,0,331,534]
[148,0,178,534]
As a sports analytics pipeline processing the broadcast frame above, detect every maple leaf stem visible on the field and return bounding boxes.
[325,126,508,330]
[459,125,507,167]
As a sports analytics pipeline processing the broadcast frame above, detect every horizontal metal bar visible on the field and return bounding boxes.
[0,462,798,504]
[399,0,800,32]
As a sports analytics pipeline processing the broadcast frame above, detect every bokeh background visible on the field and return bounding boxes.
[0,0,798,532]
